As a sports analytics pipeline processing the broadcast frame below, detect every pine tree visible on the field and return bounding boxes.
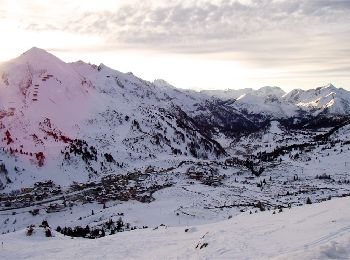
[41,220,49,228]
[45,228,52,237]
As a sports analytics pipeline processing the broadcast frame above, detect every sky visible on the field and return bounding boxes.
[0,0,349,91]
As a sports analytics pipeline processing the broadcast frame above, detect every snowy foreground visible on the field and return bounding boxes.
[1,197,350,259]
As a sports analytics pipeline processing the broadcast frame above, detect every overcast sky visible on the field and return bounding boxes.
[1,0,349,90]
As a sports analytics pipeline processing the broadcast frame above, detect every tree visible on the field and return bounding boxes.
[41,220,49,228]
[116,217,123,232]
[84,225,90,235]
[35,152,45,167]
[26,225,34,236]
[45,228,52,237]
[306,197,312,204]
[256,201,265,211]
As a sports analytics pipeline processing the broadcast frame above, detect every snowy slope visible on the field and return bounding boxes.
[0,47,94,153]
[283,83,350,115]
[234,92,299,118]
[0,48,229,188]
[1,196,350,259]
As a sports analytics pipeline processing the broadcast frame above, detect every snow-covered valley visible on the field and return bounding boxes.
[0,48,350,259]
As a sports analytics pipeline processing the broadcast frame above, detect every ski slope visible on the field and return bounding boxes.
[1,196,350,259]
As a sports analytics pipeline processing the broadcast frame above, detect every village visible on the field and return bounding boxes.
[0,170,173,214]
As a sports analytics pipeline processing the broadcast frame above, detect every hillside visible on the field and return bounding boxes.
[1,196,350,259]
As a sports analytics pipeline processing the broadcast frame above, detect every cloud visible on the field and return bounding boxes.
[60,1,349,41]
[22,1,350,48]
[9,0,350,85]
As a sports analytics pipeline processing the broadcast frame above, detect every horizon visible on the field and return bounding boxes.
[1,46,344,93]
[1,0,349,91]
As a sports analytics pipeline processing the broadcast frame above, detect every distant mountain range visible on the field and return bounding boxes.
[202,83,350,116]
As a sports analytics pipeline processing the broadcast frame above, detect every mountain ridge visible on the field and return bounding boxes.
[2,47,349,117]
[0,47,349,187]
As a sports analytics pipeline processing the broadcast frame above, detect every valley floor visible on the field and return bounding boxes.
[1,196,350,259]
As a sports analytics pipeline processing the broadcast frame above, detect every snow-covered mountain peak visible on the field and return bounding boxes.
[0,47,84,92]
[201,86,285,102]
[322,83,336,90]
[21,47,52,58]
[0,48,100,160]
[153,79,176,89]
[255,86,285,98]
[200,88,252,100]
[8,47,66,70]
[281,84,350,115]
